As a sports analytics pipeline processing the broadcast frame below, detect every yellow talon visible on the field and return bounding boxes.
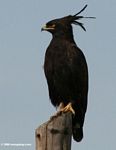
[60,102,75,115]
[51,102,75,120]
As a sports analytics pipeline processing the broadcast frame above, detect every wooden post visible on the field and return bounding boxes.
[35,112,72,150]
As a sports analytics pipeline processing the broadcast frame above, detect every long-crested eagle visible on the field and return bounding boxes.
[41,5,94,142]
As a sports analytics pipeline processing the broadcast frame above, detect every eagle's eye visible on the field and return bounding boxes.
[48,24,56,29]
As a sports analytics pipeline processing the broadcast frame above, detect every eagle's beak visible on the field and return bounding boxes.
[41,25,48,31]
[41,25,55,31]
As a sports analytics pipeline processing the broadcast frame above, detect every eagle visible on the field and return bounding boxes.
[41,5,94,142]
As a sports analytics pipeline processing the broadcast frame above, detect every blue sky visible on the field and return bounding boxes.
[0,0,116,150]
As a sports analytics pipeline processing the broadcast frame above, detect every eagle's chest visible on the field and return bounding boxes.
[47,51,69,76]
[46,49,75,86]
[46,40,76,68]
[44,39,79,86]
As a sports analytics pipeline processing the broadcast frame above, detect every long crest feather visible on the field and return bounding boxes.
[71,4,95,31]
[73,21,86,31]
[74,4,88,16]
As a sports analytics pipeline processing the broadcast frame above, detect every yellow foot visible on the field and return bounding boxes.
[60,102,75,115]
[50,103,64,120]
[50,102,75,120]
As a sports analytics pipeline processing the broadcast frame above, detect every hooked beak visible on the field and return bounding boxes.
[41,25,55,31]
[41,25,48,31]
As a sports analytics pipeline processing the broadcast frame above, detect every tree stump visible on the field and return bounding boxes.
[35,112,72,150]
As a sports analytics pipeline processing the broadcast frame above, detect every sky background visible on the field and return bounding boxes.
[0,0,116,150]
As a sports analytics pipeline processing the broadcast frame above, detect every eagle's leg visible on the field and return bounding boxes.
[60,102,75,115]
[51,102,75,120]
[50,102,64,119]
[58,102,64,110]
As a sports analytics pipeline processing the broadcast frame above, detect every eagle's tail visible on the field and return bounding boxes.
[72,122,83,142]
[72,108,85,142]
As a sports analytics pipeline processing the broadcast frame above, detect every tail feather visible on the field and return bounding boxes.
[72,123,83,142]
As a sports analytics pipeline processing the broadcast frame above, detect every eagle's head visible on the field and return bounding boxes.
[41,5,95,36]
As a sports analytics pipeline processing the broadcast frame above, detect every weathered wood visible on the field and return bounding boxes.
[35,112,72,150]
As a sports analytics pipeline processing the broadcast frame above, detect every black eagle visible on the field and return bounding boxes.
[42,5,94,142]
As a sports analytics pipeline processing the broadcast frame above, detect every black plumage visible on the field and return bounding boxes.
[42,5,92,142]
